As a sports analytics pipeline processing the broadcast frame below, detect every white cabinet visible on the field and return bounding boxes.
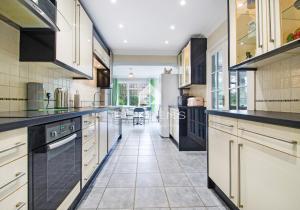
[97,111,108,164]
[77,3,93,78]
[94,37,110,69]
[56,0,93,78]
[208,127,238,206]
[169,108,179,143]
[229,0,300,67]
[238,137,300,210]
[208,115,300,209]
[56,0,75,68]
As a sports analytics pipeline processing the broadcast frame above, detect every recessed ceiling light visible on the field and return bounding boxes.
[180,0,186,6]
[110,0,117,4]
[119,24,124,29]
[170,25,175,30]
[123,40,128,43]
[129,72,134,78]
[164,40,169,44]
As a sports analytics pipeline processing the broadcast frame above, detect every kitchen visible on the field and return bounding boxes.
[0,0,300,210]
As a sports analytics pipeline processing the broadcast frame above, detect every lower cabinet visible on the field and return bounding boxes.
[169,108,179,143]
[208,115,300,209]
[208,127,237,206]
[97,111,108,164]
[0,184,28,210]
[82,114,98,187]
[238,137,300,210]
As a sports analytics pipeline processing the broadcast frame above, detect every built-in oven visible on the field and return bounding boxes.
[28,117,82,210]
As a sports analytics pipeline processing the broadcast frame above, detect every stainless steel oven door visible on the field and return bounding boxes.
[30,131,82,210]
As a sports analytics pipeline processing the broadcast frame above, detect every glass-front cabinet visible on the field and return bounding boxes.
[229,0,300,67]
[178,52,184,87]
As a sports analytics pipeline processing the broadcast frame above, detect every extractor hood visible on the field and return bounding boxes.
[0,0,59,31]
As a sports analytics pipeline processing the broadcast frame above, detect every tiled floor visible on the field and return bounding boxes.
[76,123,228,210]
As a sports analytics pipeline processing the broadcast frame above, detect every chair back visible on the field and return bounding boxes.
[133,107,145,113]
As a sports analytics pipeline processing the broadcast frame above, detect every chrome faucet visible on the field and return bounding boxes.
[93,91,101,107]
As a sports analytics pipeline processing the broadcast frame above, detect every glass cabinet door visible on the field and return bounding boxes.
[279,0,300,46]
[178,52,184,87]
[235,0,258,64]
[184,42,191,85]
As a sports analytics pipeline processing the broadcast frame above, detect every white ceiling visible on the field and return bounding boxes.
[82,0,227,56]
[113,65,177,78]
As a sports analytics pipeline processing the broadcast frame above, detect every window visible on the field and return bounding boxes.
[117,80,150,106]
[229,71,247,110]
[211,52,224,110]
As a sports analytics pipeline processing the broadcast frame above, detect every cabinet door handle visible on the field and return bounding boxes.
[211,121,234,128]
[257,0,263,48]
[73,0,77,64]
[0,172,26,190]
[229,140,234,199]
[239,128,298,145]
[268,0,275,43]
[0,142,26,154]
[77,3,81,66]
[16,201,26,210]
[238,143,243,208]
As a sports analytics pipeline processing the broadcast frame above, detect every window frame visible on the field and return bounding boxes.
[116,79,151,107]
[211,51,224,110]
[229,71,248,110]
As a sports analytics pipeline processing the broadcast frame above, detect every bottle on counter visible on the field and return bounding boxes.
[74,90,80,108]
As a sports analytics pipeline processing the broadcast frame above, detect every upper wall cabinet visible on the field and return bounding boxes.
[229,0,300,70]
[178,38,207,88]
[94,37,110,69]
[19,0,93,79]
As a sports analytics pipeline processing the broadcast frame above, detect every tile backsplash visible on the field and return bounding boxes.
[0,20,100,112]
[256,55,300,113]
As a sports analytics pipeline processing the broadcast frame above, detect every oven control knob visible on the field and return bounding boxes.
[50,131,58,137]
[70,125,75,131]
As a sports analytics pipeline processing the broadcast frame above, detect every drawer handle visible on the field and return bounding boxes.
[0,142,26,154]
[0,172,26,190]
[84,120,92,125]
[16,201,26,210]
[84,154,96,167]
[211,121,234,128]
[239,128,298,145]
[84,142,96,152]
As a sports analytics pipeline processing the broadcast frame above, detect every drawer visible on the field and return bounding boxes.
[0,184,27,210]
[0,156,27,201]
[82,114,96,129]
[82,137,96,154]
[82,156,97,186]
[0,128,27,167]
[209,115,237,136]
[82,124,96,144]
[238,120,300,157]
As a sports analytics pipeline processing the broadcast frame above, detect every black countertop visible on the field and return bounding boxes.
[0,107,119,132]
[206,110,300,129]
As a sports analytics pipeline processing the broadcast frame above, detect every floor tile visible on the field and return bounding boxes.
[108,173,136,188]
[114,163,137,173]
[98,188,135,209]
[186,173,207,187]
[118,156,138,163]
[78,188,105,209]
[194,188,225,207]
[135,188,169,208]
[121,149,139,156]
[136,173,163,187]
[161,173,191,187]
[165,187,204,207]
[137,162,160,173]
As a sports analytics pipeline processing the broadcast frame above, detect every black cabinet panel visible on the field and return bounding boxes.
[175,106,207,151]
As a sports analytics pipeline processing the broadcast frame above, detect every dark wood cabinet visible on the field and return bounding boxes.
[178,38,207,88]
[170,106,206,151]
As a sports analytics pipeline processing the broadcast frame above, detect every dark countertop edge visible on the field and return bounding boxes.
[169,105,207,108]
[206,110,300,129]
[0,107,120,132]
